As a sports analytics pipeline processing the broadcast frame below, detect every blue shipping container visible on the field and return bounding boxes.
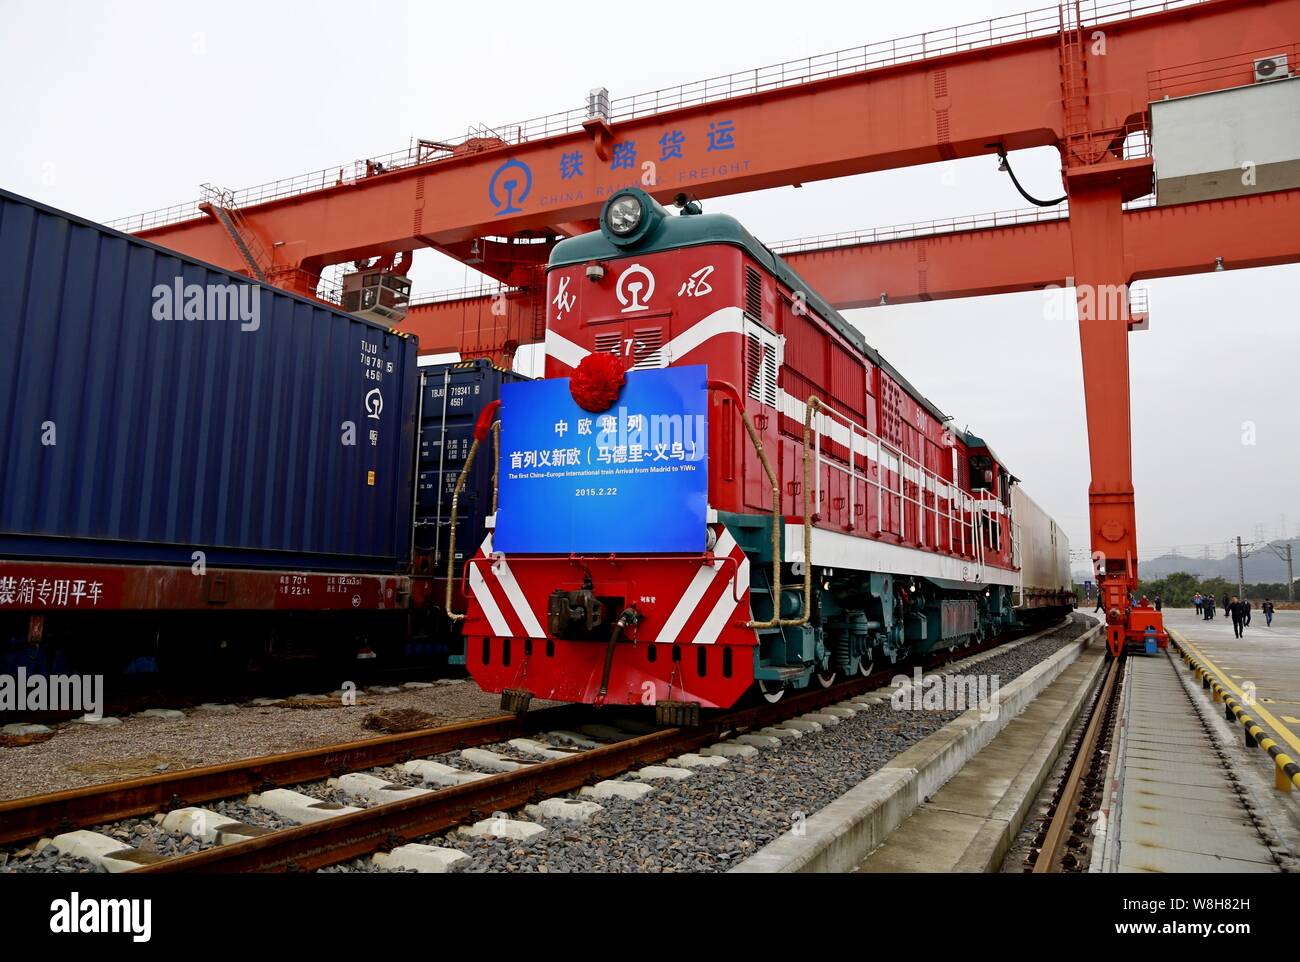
[414,359,527,574]
[0,188,420,573]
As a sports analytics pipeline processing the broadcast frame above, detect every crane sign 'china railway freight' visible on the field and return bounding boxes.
[460,189,1075,722]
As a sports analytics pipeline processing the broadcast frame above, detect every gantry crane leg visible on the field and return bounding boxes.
[1066,181,1165,655]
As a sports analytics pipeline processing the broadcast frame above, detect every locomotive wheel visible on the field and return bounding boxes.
[858,658,875,678]
[815,669,837,688]
[758,680,786,703]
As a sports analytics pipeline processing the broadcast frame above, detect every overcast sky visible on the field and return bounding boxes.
[2,0,1296,567]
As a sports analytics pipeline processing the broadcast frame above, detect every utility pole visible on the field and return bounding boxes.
[1289,543,1295,603]
[1236,536,1246,600]
[1262,541,1295,602]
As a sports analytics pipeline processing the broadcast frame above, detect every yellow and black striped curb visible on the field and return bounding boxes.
[1170,633,1300,793]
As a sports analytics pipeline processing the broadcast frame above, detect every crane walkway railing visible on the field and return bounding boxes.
[107,0,1203,232]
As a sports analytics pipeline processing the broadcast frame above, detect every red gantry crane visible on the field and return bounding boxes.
[117,0,1300,653]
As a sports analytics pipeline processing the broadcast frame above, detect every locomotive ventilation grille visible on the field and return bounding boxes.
[746,333,779,408]
[594,326,666,370]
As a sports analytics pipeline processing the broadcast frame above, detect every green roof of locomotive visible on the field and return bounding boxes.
[549,190,949,426]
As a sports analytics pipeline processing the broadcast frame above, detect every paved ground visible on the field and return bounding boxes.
[1106,652,1279,872]
[1162,608,1300,759]
[857,640,1105,872]
[851,609,1298,874]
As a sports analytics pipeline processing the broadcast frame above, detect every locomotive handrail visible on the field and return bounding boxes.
[972,492,989,582]
[810,399,868,531]
[877,436,907,542]
[445,418,500,622]
[808,396,980,561]
[490,420,501,514]
[782,396,819,629]
[707,379,812,629]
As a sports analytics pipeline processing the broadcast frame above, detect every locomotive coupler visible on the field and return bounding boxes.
[547,572,605,637]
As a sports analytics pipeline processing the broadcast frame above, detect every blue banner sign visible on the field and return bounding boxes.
[495,365,709,553]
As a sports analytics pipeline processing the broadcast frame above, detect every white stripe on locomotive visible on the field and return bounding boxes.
[469,560,511,636]
[693,552,750,645]
[654,528,736,647]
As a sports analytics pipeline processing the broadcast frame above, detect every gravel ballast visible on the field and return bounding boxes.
[0,680,555,801]
[4,616,1094,874]
[335,614,1097,873]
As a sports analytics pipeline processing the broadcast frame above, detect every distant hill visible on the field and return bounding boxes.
[1140,538,1298,583]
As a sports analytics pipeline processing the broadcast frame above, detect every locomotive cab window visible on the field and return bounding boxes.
[969,455,994,492]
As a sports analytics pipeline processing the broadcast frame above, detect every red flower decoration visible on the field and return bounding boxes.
[569,352,626,413]
[473,399,501,441]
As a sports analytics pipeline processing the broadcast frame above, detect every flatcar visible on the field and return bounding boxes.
[459,188,1075,720]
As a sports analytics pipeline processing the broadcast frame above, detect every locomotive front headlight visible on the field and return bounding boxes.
[607,195,643,235]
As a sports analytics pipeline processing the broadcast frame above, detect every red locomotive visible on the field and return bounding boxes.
[460,189,1073,720]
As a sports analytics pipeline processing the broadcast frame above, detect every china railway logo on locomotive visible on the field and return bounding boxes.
[616,263,655,313]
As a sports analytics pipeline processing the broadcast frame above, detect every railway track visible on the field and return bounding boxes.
[5,620,1068,874]
[0,705,588,847]
[1026,653,1124,872]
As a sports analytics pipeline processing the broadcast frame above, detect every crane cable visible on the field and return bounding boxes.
[997,149,1067,207]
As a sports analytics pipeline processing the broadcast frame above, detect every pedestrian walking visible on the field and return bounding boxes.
[1154,594,1163,612]
[1230,596,1247,638]
[1205,594,1215,620]
[1094,591,1104,613]
[1244,598,1252,625]
[1263,599,1275,627]
[1223,594,1232,619]
[1194,592,1203,617]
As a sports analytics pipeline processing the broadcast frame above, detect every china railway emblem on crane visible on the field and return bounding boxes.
[488,158,532,216]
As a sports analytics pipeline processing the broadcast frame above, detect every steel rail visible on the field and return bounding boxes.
[0,705,586,847]
[130,673,874,873]
[1032,654,1122,872]
[131,619,1072,873]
